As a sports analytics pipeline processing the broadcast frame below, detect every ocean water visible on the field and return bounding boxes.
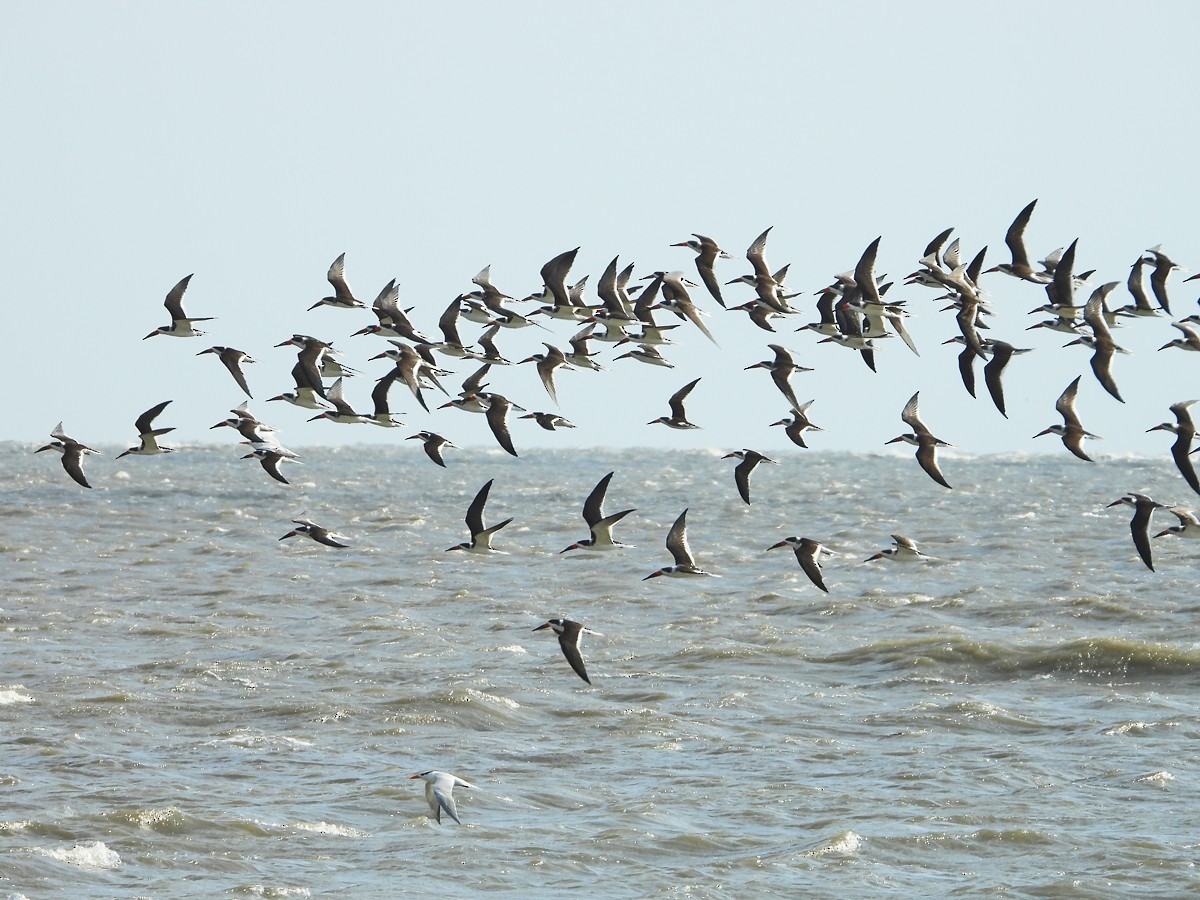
[3,444,1199,898]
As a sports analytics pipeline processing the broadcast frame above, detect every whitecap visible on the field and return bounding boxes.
[1134,770,1174,783]
[804,830,863,857]
[460,688,520,710]
[35,841,121,869]
[1103,721,1157,736]
[289,821,369,837]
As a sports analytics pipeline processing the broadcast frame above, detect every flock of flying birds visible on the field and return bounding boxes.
[32,199,1200,824]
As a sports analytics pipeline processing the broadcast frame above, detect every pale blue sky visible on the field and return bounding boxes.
[5,2,1198,458]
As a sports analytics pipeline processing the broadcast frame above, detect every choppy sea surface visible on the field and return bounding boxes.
[3,443,1199,898]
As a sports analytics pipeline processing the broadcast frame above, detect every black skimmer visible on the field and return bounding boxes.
[953,292,989,360]
[1026,313,1085,335]
[1065,280,1126,403]
[1145,245,1183,314]
[470,264,513,305]
[432,294,479,359]
[586,307,636,344]
[766,536,828,593]
[730,298,782,333]
[797,287,841,337]
[273,334,333,402]
[35,423,100,489]
[460,296,499,328]
[307,377,370,425]
[1159,320,1200,353]
[530,247,587,320]
[1034,376,1100,462]
[770,401,823,448]
[943,236,965,270]
[483,393,519,457]
[865,534,936,562]
[268,384,334,411]
[919,226,956,272]
[309,252,364,310]
[367,368,405,427]
[519,344,571,406]
[533,618,599,684]
[851,236,886,308]
[745,344,811,412]
[648,377,701,429]
[942,335,984,398]
[520,412,576,431]
[439,393,490,415]
[722,449,777,505]
[211,402,280,444]
[1115,257,1160,319]
[453,364,493,405]
[318,353,360,380]
[646,270,719,345]
[863,302,920,357]
[228,408,289,445]
[471,268,543,330]
[887,392,953,489]
[279,518,350,548]
[241,448,295,484]
[474,324,514,365]
[144,274,213,339]
[672,234,734,308]
[1039,237,1079,312]
[1106,494,1166,571]
[567,274,591,310]
[986,199,1052,283]
[621,320,682,347]
[116,401,176,458]
[735,226,791,312]
[817,297,876,372]
[409,771,473,825]
[1028,300,1085,321]
[447,479,512,553]
[197,346,256,398]
[643,508,716,579]
[1036,246,1065,275]
[564,323,606,372]
[614,344,674,367]
[411,343,453,396]
[353,279,433,344]
[1147,400,1200,495]
[368,342,429,412]
[981,340,1032,419]
[560,472,635,553]
[595,257,635,322]
[1154,507,1200,540]
[406,431,456,467]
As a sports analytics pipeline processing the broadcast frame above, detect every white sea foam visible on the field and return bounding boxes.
[289,821,369,837]
[804,830,863,857]
[35,841,121,869]
[1135,771,1174,783]
[0,687,34,704]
